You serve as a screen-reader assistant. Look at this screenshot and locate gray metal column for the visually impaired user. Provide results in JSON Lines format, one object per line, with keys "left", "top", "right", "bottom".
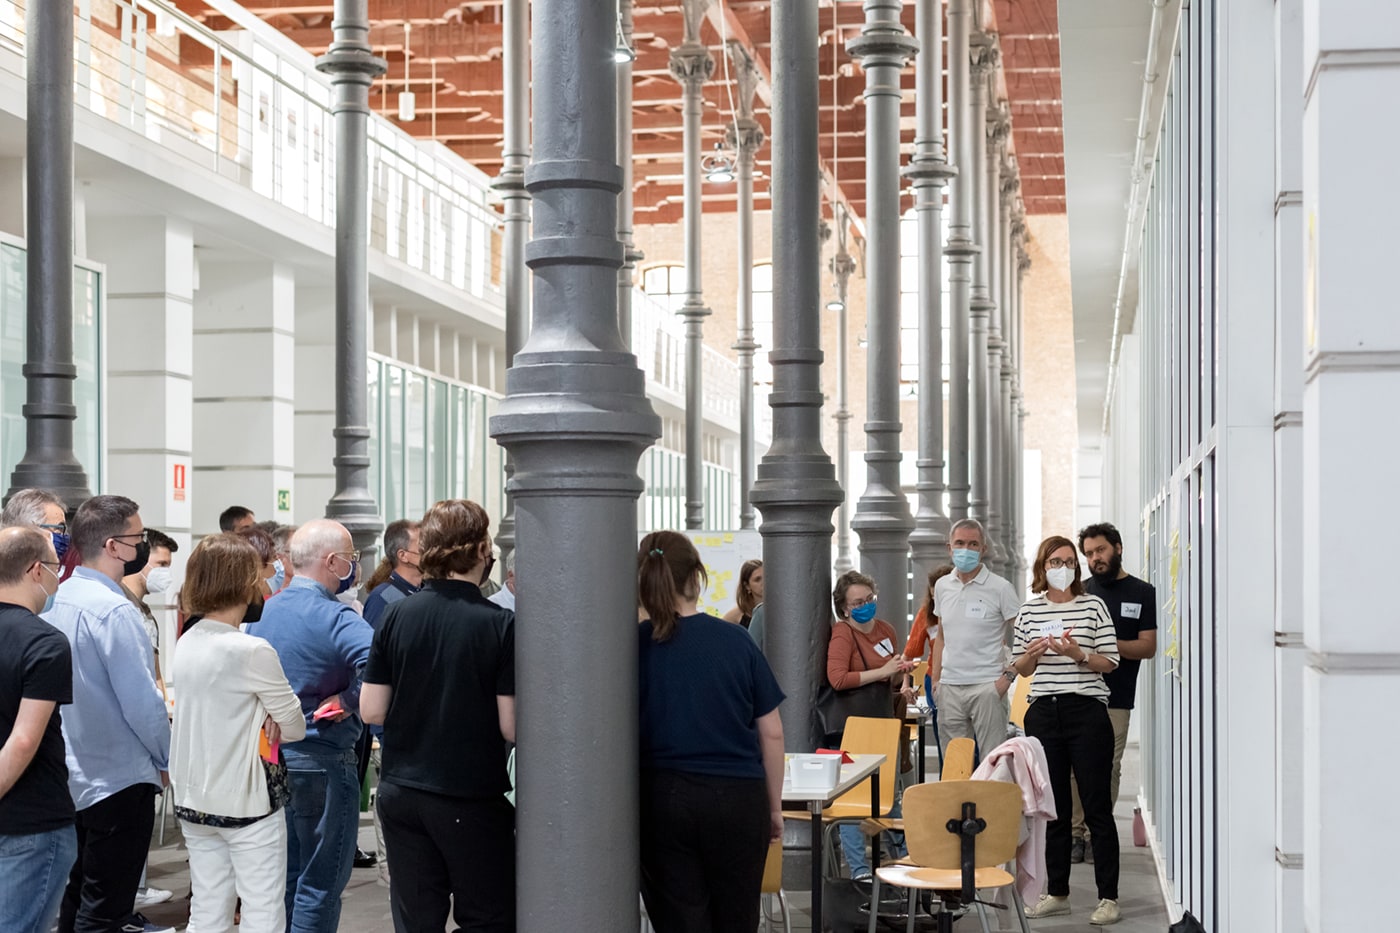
{"left": 999, "top": 171, "right": 1018, "bottom": 578}
{"left": 983, "top": 103, "right": 1009, "bottom": 574}
{"left": 617, "top": 0, "right": 641, "bottom": 350}
{"left": 728, "top": 41, "right": 765, "bottom": 531}
{"left": 831, "top": 221, "right": 857, "bottom": 574}
{"left": 1014, "top": 236, "right": 1030, "bottom": 585}
{"left": 749, "top": 0, "right": 844, "bottom": 752}
{"left": 906, "top": 0, "right": 955, "bottom": 576}
{"left": 848, "top": 0, "right": 917, "bottom": 638}
{"left": 7, "top": 0, "right": 92, "bottom": 508}
{"left": 317, "top": 0, "right": 385, "bottom": 553}
{"left": 944, "top": 0, "right": 976, "bottom": 523}
{"left": 965, "top": 34, "right": 996, "bottom": 551}
{"left": 493, "top": 0, "right": 530, "bottom": 560}
{"left": 489, "top": 0, "right": 661, "bottom": 925}
{"left": 670, "top": 0, "right": 714, "bottom": 530}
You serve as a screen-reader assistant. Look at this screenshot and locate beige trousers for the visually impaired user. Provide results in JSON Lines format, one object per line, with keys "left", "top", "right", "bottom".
{"left": 934, "top": 681, "right": 1009, "bottom": 763}
{"left": 1071, "top": 706, "right": 1132, "bottom": 838}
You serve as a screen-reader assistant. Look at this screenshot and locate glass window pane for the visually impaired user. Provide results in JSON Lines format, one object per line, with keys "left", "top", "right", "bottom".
{"left": 367, "top": 359, "right": 381, "bottom": 507}
{"left": 385, "top": 366, "right": 404, "bottom": 522}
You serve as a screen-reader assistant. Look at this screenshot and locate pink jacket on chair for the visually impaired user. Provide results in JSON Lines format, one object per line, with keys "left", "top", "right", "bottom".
{"left": 970, "top": 735, "right": 1056, "bottom": 905}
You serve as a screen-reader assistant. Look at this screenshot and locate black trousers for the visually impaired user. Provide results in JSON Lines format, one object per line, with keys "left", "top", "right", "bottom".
{"left": 639, "top": 769, "right": 770, "bottom": 933}
{"left": 1024, "top": 693, "right": 1119, "bottom": 900}
{"left": 376, "top": 780, "right": 515, "bottom": 933}
{"left": 58, "top": 782, "right": 157, "bottom": 933}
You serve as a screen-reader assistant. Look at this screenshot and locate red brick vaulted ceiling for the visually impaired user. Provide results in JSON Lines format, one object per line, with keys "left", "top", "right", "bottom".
{"left": 179, "top": 0, "right": 1065, "bottom": 224}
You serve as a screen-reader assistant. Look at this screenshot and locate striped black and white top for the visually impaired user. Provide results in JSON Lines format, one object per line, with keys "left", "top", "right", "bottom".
{"left": 1011, "top": 594, "right": 1121, "bottom": 703}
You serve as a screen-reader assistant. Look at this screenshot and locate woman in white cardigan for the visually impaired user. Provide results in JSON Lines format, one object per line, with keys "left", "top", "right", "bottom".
{"left": 170, "top": 533, "right": 306, "bottom": 933}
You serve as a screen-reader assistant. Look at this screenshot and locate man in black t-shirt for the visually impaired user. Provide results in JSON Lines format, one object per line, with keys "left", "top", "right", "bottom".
{"left": 0, "top": 526, "right": 76, "bottom": 932}
{"left": 1069, "top": 522, "right": 1158, "bottom": 863}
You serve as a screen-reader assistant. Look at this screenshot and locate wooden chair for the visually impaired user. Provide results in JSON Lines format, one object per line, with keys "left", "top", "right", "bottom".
{"left": 941, "top": 736, "right": 976, "bottom": 781}
{"left": 866, "top": 781, "right": 1031, "bottom": 933}
{"left": 759, "top": 840, "right": 791, "bottom": 933}
{"left": 1009, "top": 673, "right": 1034, "bottom": 733}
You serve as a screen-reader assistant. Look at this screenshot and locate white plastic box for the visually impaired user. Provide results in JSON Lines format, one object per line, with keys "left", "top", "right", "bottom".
{"left": 788, "top": 754, "right": 841, "bottom": 793}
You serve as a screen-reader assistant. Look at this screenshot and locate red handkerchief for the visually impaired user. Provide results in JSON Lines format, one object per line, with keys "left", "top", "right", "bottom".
{"left": 816, "top": 748, "right": 855, "bottom": 764}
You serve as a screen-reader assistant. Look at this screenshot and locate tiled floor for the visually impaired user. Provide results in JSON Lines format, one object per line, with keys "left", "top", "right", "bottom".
{"left": 139, "top": 744, "right": 1171, "bottom": 932}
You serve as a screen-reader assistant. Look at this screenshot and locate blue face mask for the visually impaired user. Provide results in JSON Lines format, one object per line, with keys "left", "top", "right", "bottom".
{"left": 951, "top": 548, "right": 981, "bottom": 573}
{"left": 51, "top": 532, "right": 69, "bottom": 562}
{"left": 335, "top": 557, "right": 359, "bottom": 595}
{"left": 270, "top": 559, "right": 286, "bottom": 593}
{"left": 36, "top": 564, "right": 59, "bottom": 615}
{"left": 849, "top": 601, "right": 878, "bottom": 624}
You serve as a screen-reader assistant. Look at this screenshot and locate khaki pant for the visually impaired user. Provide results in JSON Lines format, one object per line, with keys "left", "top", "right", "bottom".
{"left": 934, "top": 681, "right": 1009, "bottom": 763}
{"left": 1071, "top": 706, "right": 1132, "bottom": 838}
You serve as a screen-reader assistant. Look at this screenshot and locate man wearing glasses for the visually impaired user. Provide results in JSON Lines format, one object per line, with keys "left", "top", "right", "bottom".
{"left": 0, "top": 487, "right": 71, "bottom": 560}
{"left": 246, "top": 519, "right": 373, "bottom": 933}
{"left": 43, "top": 495, "right": 173, "bottom": 933}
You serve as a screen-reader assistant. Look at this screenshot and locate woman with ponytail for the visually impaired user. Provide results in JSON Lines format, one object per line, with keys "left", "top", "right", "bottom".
{"left": 636, "top": 530, "right": 785, "bottom": 933}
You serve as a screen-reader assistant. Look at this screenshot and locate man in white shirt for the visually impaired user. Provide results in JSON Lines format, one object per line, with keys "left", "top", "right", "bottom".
{"left": 488, "top": 550, "right": 516, "bottom": 611}
{"left": 928, "top": 519, "right": 1022, "bottom": 760}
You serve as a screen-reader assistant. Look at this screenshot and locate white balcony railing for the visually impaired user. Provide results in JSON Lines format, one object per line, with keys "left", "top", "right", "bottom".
{"left": 631, "top": 288, "right": 740, "bottom": 428}
{"left": 0, "top": 0, "right": 502, "bottom": 305}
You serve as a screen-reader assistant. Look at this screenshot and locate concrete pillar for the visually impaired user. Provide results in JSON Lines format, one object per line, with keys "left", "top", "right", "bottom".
{"left": 488, "top": 0, "right": 661, "bottom": 927}
{"left": 831, "top": 226, "right": 857, "bottom": 574}
{"left": 294, "top": 287, "right": 338, "bottom": 521}
{"left": 966, "top": 34, "right": 998, "bottom": 553}
{"left": 729, "top": 41, "right": 765, "bottom": 532}
{"left": 848, "top": 0, "right": 918, "bottom": 638}
{"left": 944, "top": 0, "right": 976, "bottom": 522}
{"left": 1300, "top": 2, "right": 1400, "bottom": 931}
{"left": 907, "top": 0, "right": 956, "bottom": 578}
{"left": 670, "top": 0, "right": 714, "bottom": 530}
{"left": 494, "top": 0, "right": 530, "bottom": 560}
{"left": 316, "top": 0, "right": 385, "bottom": 553}
{"left": 749, "top": 0, "right": 844, "bottom": 752}
{"left": 191, "top": 262, "right": 296, "bottom": 534}
{"left": 617, "top": 0, "right": 642, "bottom": 351}
{"left": 87, "top": 217, "right": 194, "bottom": 547}
{"left": 7, "top": 0, "right": 91, "bottom": 506}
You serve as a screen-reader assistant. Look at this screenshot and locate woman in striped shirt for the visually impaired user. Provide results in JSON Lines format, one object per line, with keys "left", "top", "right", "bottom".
{"left": 1011, "top": 535, "right": 1123, "bottom": 926}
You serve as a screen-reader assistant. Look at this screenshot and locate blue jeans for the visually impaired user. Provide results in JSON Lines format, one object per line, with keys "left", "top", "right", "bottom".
{"left": 283, "top": 746, "right": 360, "bottom": 933}
{"left": 0, "top": 826, "right": 78, "bottom": 932}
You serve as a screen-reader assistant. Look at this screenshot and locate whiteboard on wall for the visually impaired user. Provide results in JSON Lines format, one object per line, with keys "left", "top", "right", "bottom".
{"left": 641, "top": 530, "right": 763, "bottom": 618}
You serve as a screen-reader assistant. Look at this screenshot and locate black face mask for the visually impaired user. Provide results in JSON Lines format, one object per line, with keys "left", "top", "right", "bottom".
{"left": 122, "top": 540, "right": 150, "bottom": 578}
{"left": 242, "top": 594, "right": 264, "bottom": 626}
{"left": 480, "top": 553, "right": 496, "bottom": 586}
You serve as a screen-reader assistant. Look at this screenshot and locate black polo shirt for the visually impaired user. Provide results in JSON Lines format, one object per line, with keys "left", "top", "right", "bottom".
{"left": 365, "top": 579, "right": 514, "bottom": 799}
{"left": 1085, "top": 574, "right": 1157, "bottom": 710}
{"left": 0, "top": 602, "right": 75, "bottom": 834}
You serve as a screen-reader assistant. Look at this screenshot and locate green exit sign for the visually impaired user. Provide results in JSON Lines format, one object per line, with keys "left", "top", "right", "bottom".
{"left": 277, "top": 489, "right": 291, "bottom": 512}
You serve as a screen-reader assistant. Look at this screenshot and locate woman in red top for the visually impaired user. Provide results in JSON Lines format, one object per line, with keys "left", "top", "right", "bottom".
{"left": 901, "top": 564, "right": 954, "bottom": 697}
{"left": 824, "top": 570, "right": 914, "bottom": 884}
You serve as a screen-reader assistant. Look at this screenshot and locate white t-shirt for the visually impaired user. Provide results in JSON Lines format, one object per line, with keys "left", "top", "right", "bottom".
{"left": 933, "top": 565, "right": 1022, "bottom": 684}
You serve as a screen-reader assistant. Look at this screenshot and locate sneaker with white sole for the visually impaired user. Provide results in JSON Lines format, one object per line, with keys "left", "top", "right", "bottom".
{"left": 1024, "top": 895, "right": 1072, "bottom": 918}
{"left": 1089, "top": 899, "right": 1121, "bottom": 925}
{"left": 118, "top": 913, "right": 176, "bottom": 933}
{"left": 132, "top": 887, "right": 173, "bottom": 910}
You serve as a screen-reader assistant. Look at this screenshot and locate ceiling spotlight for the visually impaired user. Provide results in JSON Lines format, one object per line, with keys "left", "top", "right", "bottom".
{"left": 614, "top": 16, "right": 636, "bottom": 63}
{"left": 705, "top": 163, "right": 735, "bottom": 184}
{"left": 398, "top": 90, "right": 416, "bottom": 122}
{"left": 825, "top": 298, "right": 845, "bottom": 312}
{"left": 703, "top": 141, "right": 736, "bottom": 184}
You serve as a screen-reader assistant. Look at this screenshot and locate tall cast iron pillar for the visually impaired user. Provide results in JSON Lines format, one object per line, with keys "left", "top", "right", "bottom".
{"left": 728, "top": 41, "right": 765, "bottom": 531}
{"left": 7, "top": 0, "right": 92, "bottom": 507}
{"left": 831, "top": 220, "right": 857, "bottom": 574}
{"left": 670, "top": 0, "right": 714, "bottom": 530}
{"left": 965, "top": 34, "right": 996, "bottom": 548}
{"left": 318, "top": 0, "right": 385, "bottom": 553}
{"left": 617, "top": 0, "right": 641, "bottom": 350}
{"left": 848, "top": 0, "right": 917, "bottom": 639}
{"left": 1014, "top": 237, "right": 1031, "bottom": 586}
{"left": 494, "top": 0, "right": 531, "bottom": 560}
{"left": 999, "top": 170, "right": 1018, "bottom": 577}
{"left": 983, "top": 102, "right": 1009, "bottom": 573}
{"left": 749, "top": 0, "right": 844, "bottom": 752}
{"left": 489, "top": 0, "right": 661, "bottom": 925}
{"left": 906, "top": 0, "right": 955, "bottom": 576}
{"left": 944, "top": 0, "right": 975, "bottom": 523}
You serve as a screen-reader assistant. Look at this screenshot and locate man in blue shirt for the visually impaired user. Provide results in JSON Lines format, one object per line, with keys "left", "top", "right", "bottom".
{"left": 248, "top": 519, "right": 373, "bottom": 933}
{"left": 44, "top": 495, "right": 172, "bottom": 933}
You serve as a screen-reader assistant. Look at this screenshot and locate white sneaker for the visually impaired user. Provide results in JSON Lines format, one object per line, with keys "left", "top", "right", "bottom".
{"left": 1089, "top": 899, "right": 1121, "bottom": 925}
{"left": 1024, "top": 895, "right": 1072, "bottom": 918}
{"left": 132, "top": 887, "right": 173, "bottom": 910}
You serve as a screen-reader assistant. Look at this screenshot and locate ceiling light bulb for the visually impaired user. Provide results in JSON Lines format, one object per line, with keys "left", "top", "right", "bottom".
{"left": 398, "top": 91, "right": 416, "bottom": 122}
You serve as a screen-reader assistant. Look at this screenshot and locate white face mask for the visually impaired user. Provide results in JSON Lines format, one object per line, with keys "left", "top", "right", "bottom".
{"left": 1046, "top": 566, "right": 1075, "bottom": 593}
{"left": 145, "top": 566, "right": 173, "bottom": 595}
{"left": 336, "top": 590, "right": 360, "bottom": 609}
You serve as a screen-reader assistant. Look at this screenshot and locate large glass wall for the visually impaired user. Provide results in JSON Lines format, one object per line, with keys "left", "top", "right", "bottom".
{"left": 0, "top": 236, "right": 104, "bottom": 492}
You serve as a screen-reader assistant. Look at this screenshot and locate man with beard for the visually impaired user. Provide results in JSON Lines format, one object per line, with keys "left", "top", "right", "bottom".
{"left": 1068, "top": 522, "right": 1157, "bottom": 864}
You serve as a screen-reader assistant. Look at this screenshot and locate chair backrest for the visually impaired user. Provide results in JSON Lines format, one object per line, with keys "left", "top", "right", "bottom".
{"left": 1009, "top": 673, "right": 1033, "bottom": 731}
{"left": 901, "top": 780, "right": 1022, "bottom": 870}
{"left": 761, "top": 840, "right": 783, "bottom": 894}
{"left": 941, "top": 736, "right": 976, "bottom": 781}
{"left": 909, "top": 660, "right": 929, "bottom": 684}
{"left": 833, "top": 715, "right": 903, "bottom": 815}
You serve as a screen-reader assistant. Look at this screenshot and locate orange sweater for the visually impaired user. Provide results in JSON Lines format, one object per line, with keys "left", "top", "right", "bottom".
{"left": 827, "top": 618, "right": 901, "bottom": 690}
{"left": 902, "top": 605, "right": 939, "bottom": 663}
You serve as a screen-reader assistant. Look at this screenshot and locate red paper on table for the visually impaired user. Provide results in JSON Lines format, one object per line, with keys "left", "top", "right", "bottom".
{"left": 815, "top": 749, "right": 855, "bottom": 764}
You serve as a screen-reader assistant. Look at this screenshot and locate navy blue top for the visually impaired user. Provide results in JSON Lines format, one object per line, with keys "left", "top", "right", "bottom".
{"left": 363, "top": 572, "right": 420, "bottom": 631}
{"left": 638, "top": 612, "right": 784, "bottom": 780}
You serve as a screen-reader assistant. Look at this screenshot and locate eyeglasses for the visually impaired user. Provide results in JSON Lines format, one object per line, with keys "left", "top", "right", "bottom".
{"left": 38, "top": 522, "right": 67, "bottom": 534}
{"left": 332, "top": 550, "right": 362, "bottom": 564}
{"left": 1045, "top": 558, "right": 1078, "bottom": 570}
{"left": 110, "top": 531, "right": 149, "bottom": 547}
{"left": 39, "top": 560, "right": 61, "bottom": 574}
{"left": 847, "top": 593, "right": 876, "bottom": 609}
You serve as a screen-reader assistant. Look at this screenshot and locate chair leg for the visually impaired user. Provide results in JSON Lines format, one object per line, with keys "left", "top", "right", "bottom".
{"left": 975, "top": 899, "right": 991, "bottom": 933}
{"left": 157, "top": 785, "right": 169, "bottom": 845}
{"left": 1010, "top": 883, "right": 1032, "bottom": 933}
{"left": 905, "top": 886, "right": 917, "bottom": 933}
{"left": 778, "top": 890, "right": 792, "bottom": 933}
{"left": 867, "top": 874, "right": 882, "bottom": 933}
{"left": 762, "top": 893, "right": 772, "bottom": 933}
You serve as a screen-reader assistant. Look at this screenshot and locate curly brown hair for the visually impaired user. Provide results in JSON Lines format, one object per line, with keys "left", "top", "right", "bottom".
{"left": 418, "top": 500, "right": 491, "bottom": 580}
{"left": 832, "top": 569, "right": 876, "bottom": 620}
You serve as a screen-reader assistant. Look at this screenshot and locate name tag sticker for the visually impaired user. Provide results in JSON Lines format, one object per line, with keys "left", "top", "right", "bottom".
{"left": 1122, "top": 602, "right": 1143, "bottom": 620}
{"left": 1039, "top": 620, "right": 1065, "bottom": 639}
{"left": 873, "top": 638, "right": 894, "bottom": 658}
{"left": 966, "top": 601, "right": 988, "bottom": 620}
